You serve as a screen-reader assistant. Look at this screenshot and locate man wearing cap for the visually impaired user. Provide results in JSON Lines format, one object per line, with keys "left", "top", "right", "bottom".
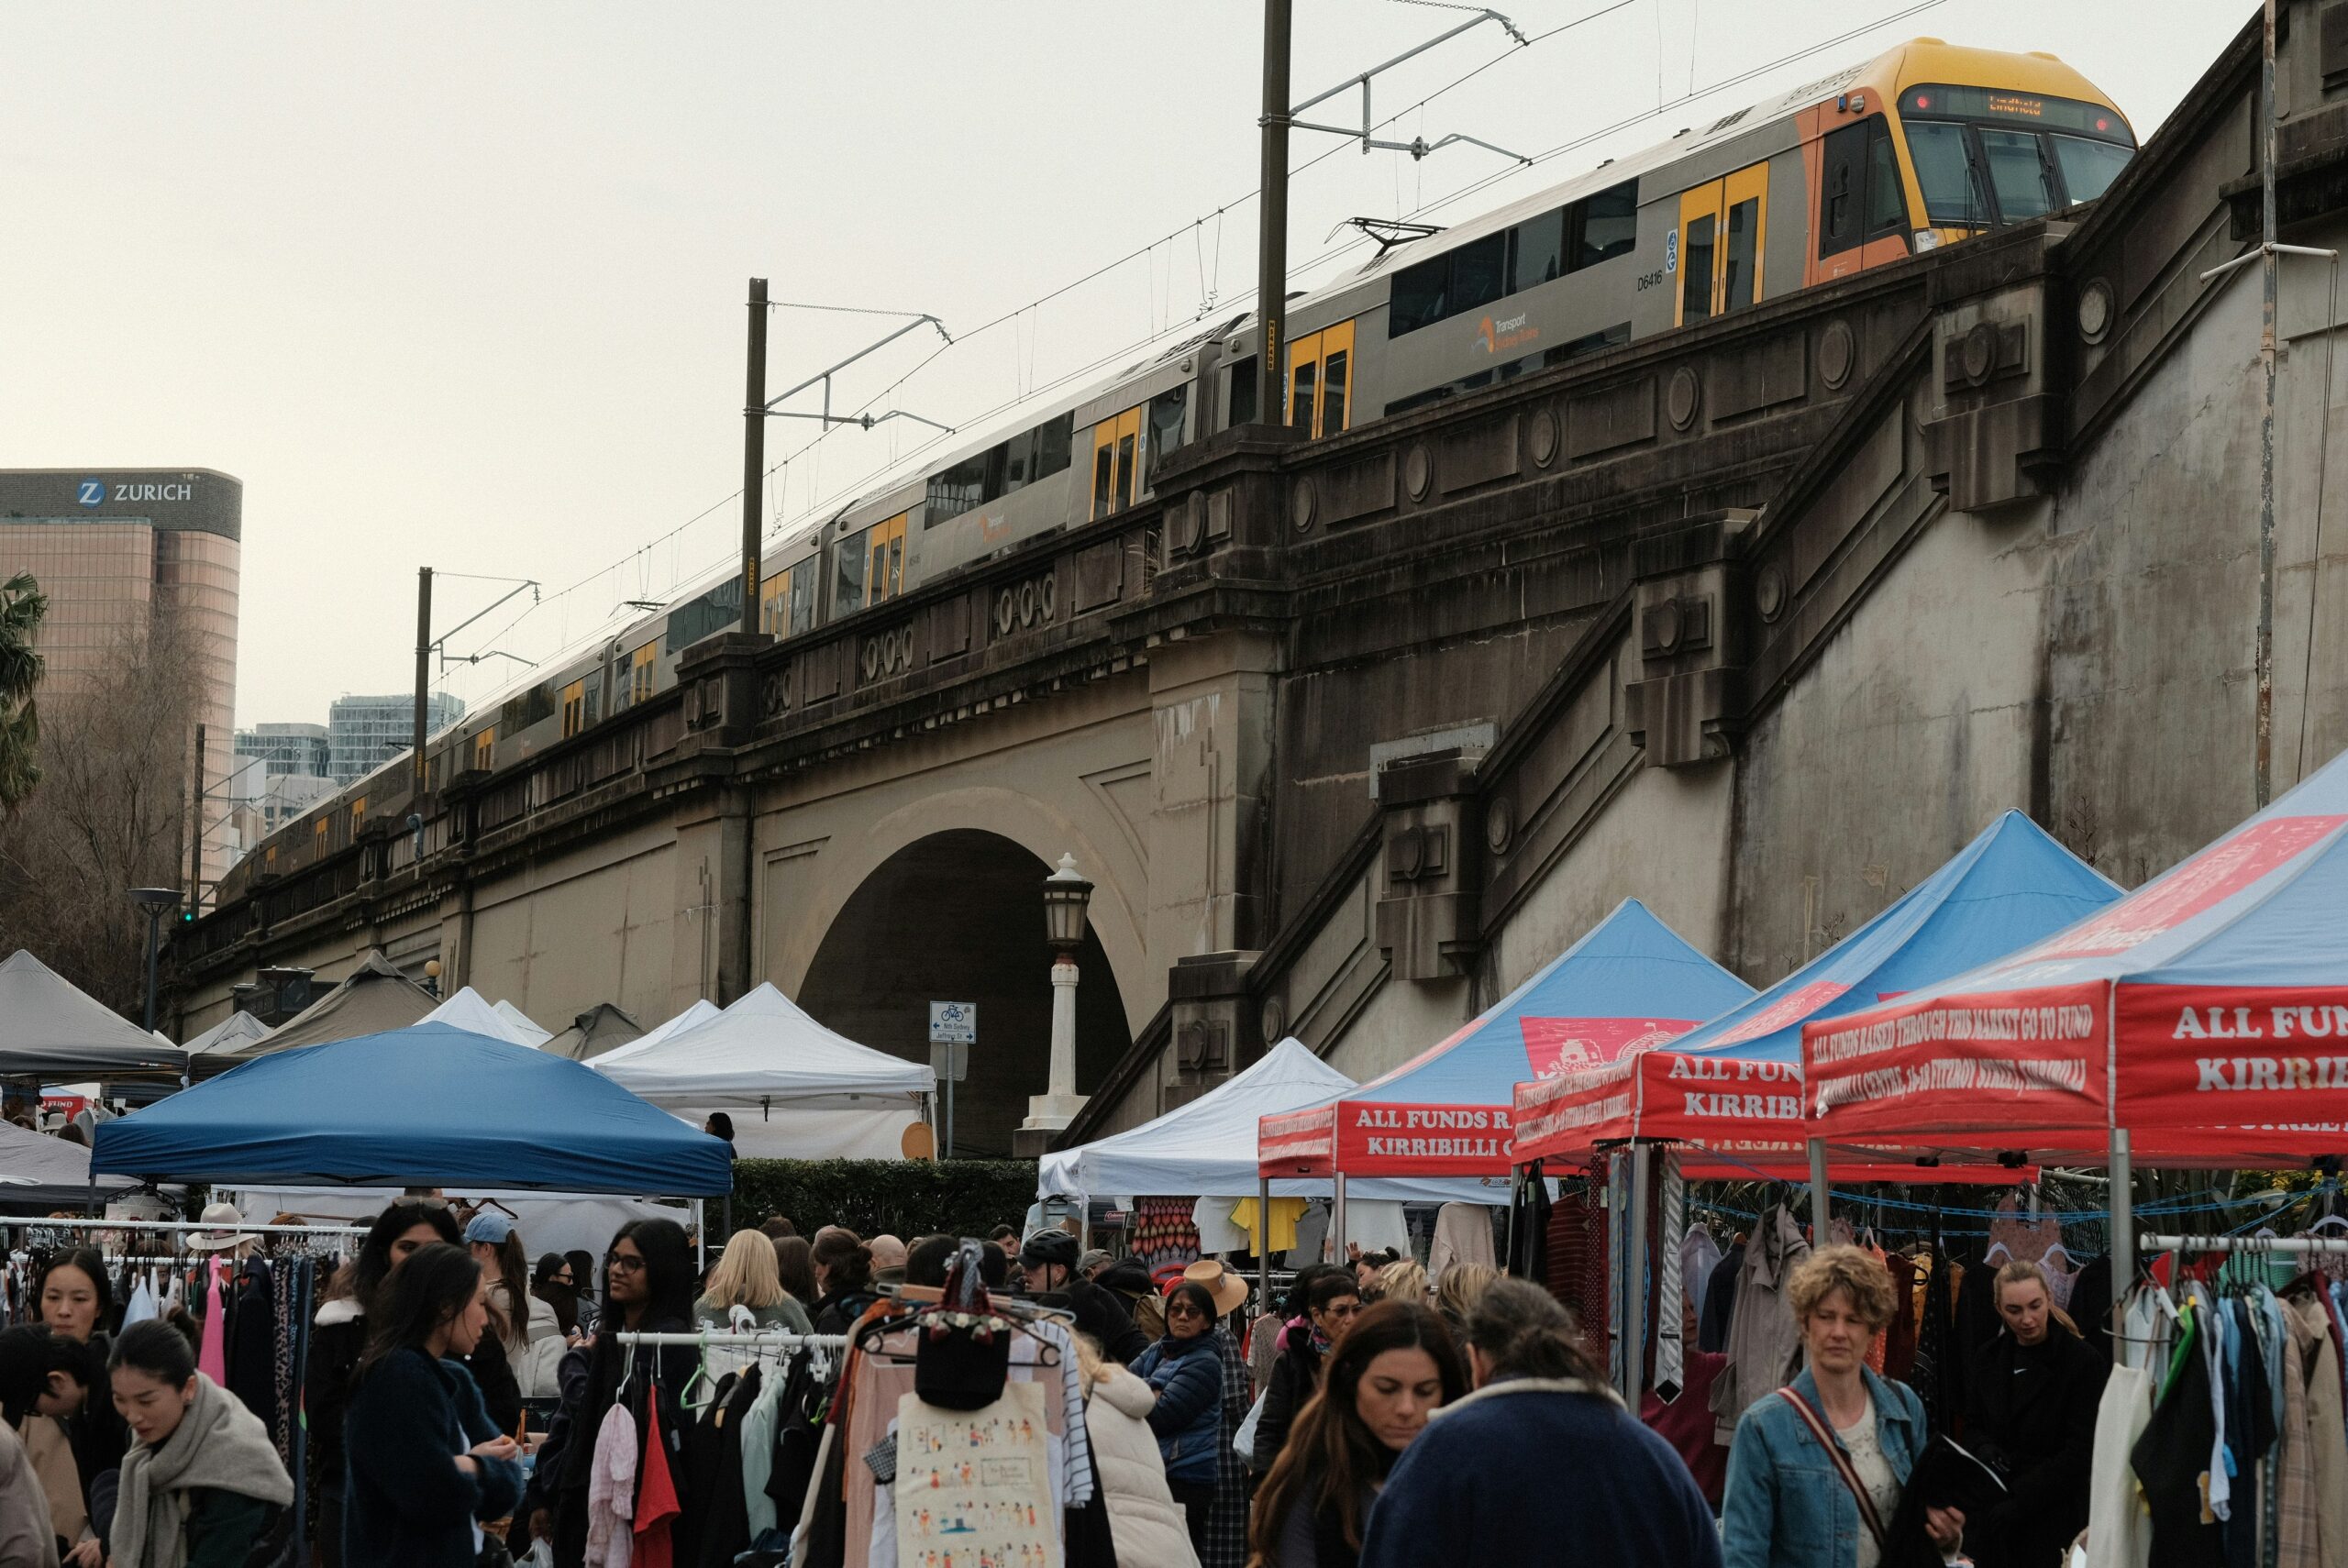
{"left": 1021, "top": 1231, "right": 1148, "bottom": 1364}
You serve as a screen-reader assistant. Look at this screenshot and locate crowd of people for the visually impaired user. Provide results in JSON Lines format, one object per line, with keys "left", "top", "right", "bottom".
{"left": 0, "top": 1202, "right": 2116, "bottom": 1568}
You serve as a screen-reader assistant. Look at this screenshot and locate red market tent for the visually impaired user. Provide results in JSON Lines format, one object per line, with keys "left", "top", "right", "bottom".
{"left": 1513, "top": 811, "right": 2118, "bottom": 1179}
{"left": 1258, "top": 900, "right": 1753, "bottom": 1181}
{"left": 1803, "top": 745, "right": 2348, "bottom": 1167}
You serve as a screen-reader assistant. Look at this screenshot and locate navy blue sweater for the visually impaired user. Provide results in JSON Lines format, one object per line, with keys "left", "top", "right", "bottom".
{"left": 343, "top": 1348, "right": 526, "bottom": 1568}
{"left": 1360, "top": 1378, "right": 1722, "bottom": 1568}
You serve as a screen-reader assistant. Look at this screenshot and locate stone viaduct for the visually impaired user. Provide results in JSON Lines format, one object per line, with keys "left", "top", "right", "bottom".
{"left": 177, "top": 6, "right": 2348, "bottom": 1156}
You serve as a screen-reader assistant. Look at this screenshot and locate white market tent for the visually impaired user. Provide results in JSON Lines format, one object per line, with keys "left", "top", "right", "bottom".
{"left": 593, "top": 983, "right": 934, "bottom": 1160}
{"left": 421, "top": 987, "right": 546, "bottom": 1047}
{"left": 1036, "top": 1037, "right": 1511, "bottom": 1205}
{"left": 591, "top": 999, "right": 723, "bottom": 1069}
{"left": 493, "top": 999, "right": 552, "bottom": 1046}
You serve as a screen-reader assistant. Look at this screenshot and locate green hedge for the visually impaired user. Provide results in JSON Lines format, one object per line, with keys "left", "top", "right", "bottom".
{"left": 728, "top": 1159, "right": 1036, "bottom": 1241}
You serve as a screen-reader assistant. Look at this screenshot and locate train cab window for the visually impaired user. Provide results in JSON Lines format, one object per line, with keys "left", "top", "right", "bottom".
{"left": 1680, "top": 215, "right": 1716, "bottom": 323}
{"left": 1286, "top": 320, "right": 1356, "bottom": 440}
{"left": 1904, "top": 121, "right": 1985, "bottom": 226}
{"left": 1146, "top": 386, "right": 1189, "bottom": 484}
{"left": 2051, "top": 135, "right": 2132, "bottom": 204}
{"left": 1225, "top": 355, "right": 1259, "bottom": 426}
{"left": 629, "top": 643, "right": 657, "bottom": 708}
{"left": 1822, "top": 118, "right": 1907, "bottom": 257}
{"left": 472, "top": 728, "right": 495, "bottom": 771}
{"left": 1866, "top": 132, "right": 1906, "bottom": 230}
{"left": 1977, "top": 129, "right": 2055, "bottom": 222}
{"left": 560, "top": 679, "right": 587, "bottom": 739}
{"left": 1089, "top": 406, "right": 1144, "bottom": 518}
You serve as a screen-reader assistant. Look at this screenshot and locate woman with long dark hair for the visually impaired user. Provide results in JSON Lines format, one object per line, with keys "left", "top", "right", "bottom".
{"left": 1248, "top": 1301, "right": 1463, "bottom": 1568}
{"left": 771, "top": 1234, "right": 818, "bottom": 1308}
{"left": 809, "top": 1228, "right": 879, "bottom": 1335}
{"left": 543, "top": 1218, "right": 699, "bottom": 1568}
{"left": 106, "top": 1320, "right": 294, "bottom": 1568}
{"left": 341, "top": 1243, "right": 524, "bottom": 1567}
{"left": 308, "top": 1198, "right": 523, "bottom": 1568}
{"left": 532, "top": 1253, "right": 581, "bottom": 1339}
{"left": 36, "top": 1247, "right": 125, "bottom": 1566}
{"left": 1131, "top": 1281, "right": 1229, "bottom": 1559}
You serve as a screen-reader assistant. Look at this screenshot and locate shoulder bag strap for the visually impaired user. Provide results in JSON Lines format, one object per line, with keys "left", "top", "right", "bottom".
{"left": 1773, "top": 1387, "right": 1888, "bottom": 1553}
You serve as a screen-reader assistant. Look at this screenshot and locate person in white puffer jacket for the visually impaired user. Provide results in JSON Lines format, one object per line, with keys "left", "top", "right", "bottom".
{"left": 1078, "top": 1333, "right": 1202, "bottom": 1568}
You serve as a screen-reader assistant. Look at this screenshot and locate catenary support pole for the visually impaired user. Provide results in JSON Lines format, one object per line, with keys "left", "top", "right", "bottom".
{"left": 1255, "top": 0, "right": 1292, "bottom": 425}
{"left": 414, "top": 568, "right": 432, "bottom": 799}
{"left": 189, "top": 723, "right": 205, "bottom": 912}
{"left": 1808, "top": 1137, "right": 1831, "bottom": 1242}
{"left": 2258, "top": 0, "right": 2279, "bottom": 807}
{"left": 2108, "top": 1128, "right": 2133, "bottom": 1364}
{"left": 743, "top": 278, "right": 770, "bottom": 630}
{"left": 1332, "top": 1169, "right": 1347, "bottom": 1266}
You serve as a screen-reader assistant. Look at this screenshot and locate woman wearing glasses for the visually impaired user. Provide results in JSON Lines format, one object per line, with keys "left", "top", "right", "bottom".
{"left": 1253, "top": 1272, "right": 1365, "bottom": 1477}
{"left": 540, "top": 1219, "right": 698, "bottom": 1568}
{"left": 1131, "top": 1281, "right": 1231, "bottom": 1560}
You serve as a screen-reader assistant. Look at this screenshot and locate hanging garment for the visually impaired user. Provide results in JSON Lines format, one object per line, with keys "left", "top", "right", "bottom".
{"left": 584, "top": 1401, "right": 637, "bottom": 1568}
{"left": 1548, "top": 1171, "right": 1611, "bottom": 1354}
{"left": 196, "top": 1260, "right": 228, "bottom": 1385}
{"left": 1192, "top": 1198, "right": 1249, "bottom": 1257}
{"left": 122, "top": 1279, "right": 158, "bottom": 1328}
{"left": 1511, "top": 1167, "right": 1552, "bottom": 1283}
{"left": 636, "top": 1395, "right": 682, "bottom": 1568}
{"left": 692, "top": 1366, "right": 759, "bottom": 1568}
{"left": 1286, "top": 1202, "right": 1331, "bottom": 1270}
{"left": 1341, "top": 1200, "right": 1411, "bottom": 1260}
{"left": 2274, "top": 1311, "right": 2319, "bottom": 1568}
{"left": 2085, "top": 1363, "right": 2154, "bottom": 1568}
{"left": 1681, "top": 1225, "right": 1722, "bottom": 1325}
{"left": 2282, "top": 1286, "right": 2348, "bottom": 1568}
{"left": 1698, "top": 1241, "right": 1744, "bottom": 1355}
{"left": 1225, "top": 1197, "right": 1305, "bottom": 1258}
{"left": 739, "top": 1359, "right": 786, "bottom": 1543}
{"left": 2132, "top": 1309, "right": 2224, "bottom": 1568}
{"left": 1883, "top": 1253, "right": 1919, "bottom": 1383}
{"left": 1426, "top": 1203, "right": 1496, "bottom": 1283}
{"left": 1709, "top": 1204, "right": 1810, "bottom": 1444}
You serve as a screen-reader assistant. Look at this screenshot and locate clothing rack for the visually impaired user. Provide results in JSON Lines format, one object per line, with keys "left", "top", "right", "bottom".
{"left": 8, "top": 1216, "right": 366, "bottom": 1238}
{"left": 614, "top": 1331, "right": 849, "bottom": 1350}
{"left": 2139, "top": 1232, "right": 2348, "bottom": 1255}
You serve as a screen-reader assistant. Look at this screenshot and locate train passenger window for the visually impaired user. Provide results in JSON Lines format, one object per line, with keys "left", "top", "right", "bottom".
{"left": 1723, "top": 197, "right": 1759, "bottom": 313}
{"left": 1978, "top": 129, "right": 2054, "bottom": 223}
{"left": 836, "top": 533, "right": 869, "bottom": 612}
{"left": 1450, "top": 233, "right": 1507, "bottom": 317}
{"left": 925, "top": 452, "right": 990, "bottom": 520}
{"left": 1290, "top": 358, "right": 1317, "bottom": 435}
{"left": 1680, "top": 215, "right": 1715, "bottom": 323}
{"left": 1389, "top": 255, "right": 1449, "bottom": 337}
{"left": 1512, "top": 209, "right": 1565, "bottom": 289}
{"left": 1569, "top": 182, "right": 1638, "bottom": 271}
{"left": 790, "top": 568, "right": 817, "bottom": 635}
{"left": 1146, "top": 386, "right": 1188, "bottom": 485}
{"left": 1033, "top": 412, "right": 1074, "bottom": 480}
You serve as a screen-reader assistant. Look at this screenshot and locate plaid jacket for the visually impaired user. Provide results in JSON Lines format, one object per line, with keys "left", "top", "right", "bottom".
{"left": 1204, "top": 1325, "right": 1253, "bottom": 1568}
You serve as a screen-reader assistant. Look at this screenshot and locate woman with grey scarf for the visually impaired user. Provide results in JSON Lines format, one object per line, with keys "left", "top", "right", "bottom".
{"left": 105, "top": 1320, "right": 292, "bottom": 1568}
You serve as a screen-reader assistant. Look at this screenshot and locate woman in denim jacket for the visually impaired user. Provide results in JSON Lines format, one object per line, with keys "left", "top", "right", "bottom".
{"left": 1720, "top": 1245, "right": 1963, "bottom": 1568}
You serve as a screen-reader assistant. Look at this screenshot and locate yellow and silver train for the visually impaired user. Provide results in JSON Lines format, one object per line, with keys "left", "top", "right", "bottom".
{"left": 232, "top": 39, "right": 2132, "bottom": 891}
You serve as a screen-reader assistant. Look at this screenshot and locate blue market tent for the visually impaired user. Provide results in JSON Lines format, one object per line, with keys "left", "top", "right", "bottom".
{"left": 1682, "top": 811, "right": 2121, "bottom": 1062}
{"left": 1814, "top": 743, "right": 2348, "bottom": 1160}
{"left": 1259, "top": 899, "right": 1756, "bottom": 1177}
{"left": 92, "top": 1023, "right": 732, "bottom": 1195}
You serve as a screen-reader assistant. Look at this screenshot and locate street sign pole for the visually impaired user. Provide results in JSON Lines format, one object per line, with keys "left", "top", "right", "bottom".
{"left": 928, "top": 1002, "right": 977, "bottom": 1161}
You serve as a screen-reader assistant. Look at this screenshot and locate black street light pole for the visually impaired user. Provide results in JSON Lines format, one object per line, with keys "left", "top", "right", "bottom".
{"left": 129, "top": 888, "right": 179, "bottom": 1033}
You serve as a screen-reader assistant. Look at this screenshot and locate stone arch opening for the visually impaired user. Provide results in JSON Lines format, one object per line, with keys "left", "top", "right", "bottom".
{"left": 797, "top": 829, "right": 1132, "bottom": 1157}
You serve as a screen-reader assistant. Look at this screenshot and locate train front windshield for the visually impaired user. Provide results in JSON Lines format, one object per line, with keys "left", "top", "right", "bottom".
{"left": 1899, "top": 84, "right": 2135, "bottom": 230}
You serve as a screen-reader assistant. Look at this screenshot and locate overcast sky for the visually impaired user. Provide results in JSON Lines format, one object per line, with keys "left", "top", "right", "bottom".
{"left": 1, "top": 0, "right": 2251, "bottom": 727}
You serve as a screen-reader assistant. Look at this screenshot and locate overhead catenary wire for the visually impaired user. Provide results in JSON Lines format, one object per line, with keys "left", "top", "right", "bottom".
{"left": 446, "top": 0, "right": 1946, "bottom": 709}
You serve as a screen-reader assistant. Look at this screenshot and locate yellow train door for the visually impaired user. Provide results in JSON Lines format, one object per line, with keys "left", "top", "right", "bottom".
{"left": 1286, "top": 320, "right": 1357, "bottom": 439}
{"left": 1677, "top": 160, "right": 1770, "bottom": 326}
{"left": 1090, "top": 406, "right": 1144, "bottom": 519}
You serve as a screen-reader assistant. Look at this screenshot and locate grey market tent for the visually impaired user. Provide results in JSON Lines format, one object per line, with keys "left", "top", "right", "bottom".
{"left": 543, "top": 1003, "right": 646, "bottom": 1061}
{"left": 182, "top": 1009, "right": 273, "bottom": 1060}
{"left": 230, "top": 952, "right": 434, "bottom": 1059}
{"left": 0, "top": 1119, "right": 138, "bottom": 1209}
{"left": 0, "top": 951, "right": 189, "bottom": 1079}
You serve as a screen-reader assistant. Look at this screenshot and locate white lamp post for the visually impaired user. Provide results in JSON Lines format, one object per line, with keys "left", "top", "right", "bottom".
{"left": 1022, "top": 852, "right": 1094, "bottom": 1142}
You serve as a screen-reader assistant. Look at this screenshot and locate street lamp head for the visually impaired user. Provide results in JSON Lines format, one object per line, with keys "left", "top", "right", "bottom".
{"left": 128, "top": 888, "right": 181, "bottom": 911}
{"left": 1042, "top": 852, "right": 1094, "bottom": 953}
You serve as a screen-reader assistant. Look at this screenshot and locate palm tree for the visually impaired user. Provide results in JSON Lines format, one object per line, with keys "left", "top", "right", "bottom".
{"left": 0, "top": 572, "right": 48, "bottom": 812}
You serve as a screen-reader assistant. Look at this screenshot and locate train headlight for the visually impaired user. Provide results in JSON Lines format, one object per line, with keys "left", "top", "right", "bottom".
{"left": 1913, "top": 230, "right": 1944, "bottom": 252}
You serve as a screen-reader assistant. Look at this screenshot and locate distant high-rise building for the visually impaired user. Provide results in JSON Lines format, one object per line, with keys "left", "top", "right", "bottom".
{"left": 234, "top": 722, "right": 332, "bottom": 780}
{"left": 328, "top": 691, "right": 463, "bottom": 785}
{"left": 0, "top": 469, "right": 241, "bottom": 907}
